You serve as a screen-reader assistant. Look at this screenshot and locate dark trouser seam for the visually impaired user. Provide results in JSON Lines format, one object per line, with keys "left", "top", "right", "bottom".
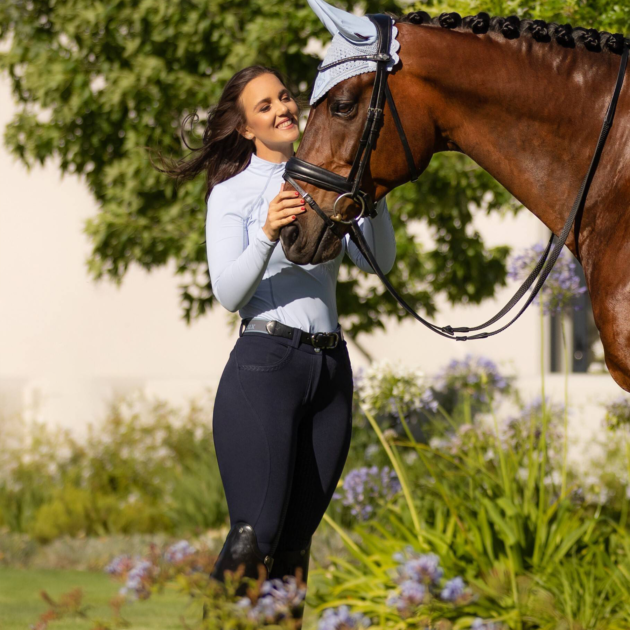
{"left": 301, "top": 353, "right": 315, "bottom": 407}
{"left": 235, "top": 367, "right": 272, "bottom": 536}
{"left": 325, "top": 363, "right": 354, "bottom": 503}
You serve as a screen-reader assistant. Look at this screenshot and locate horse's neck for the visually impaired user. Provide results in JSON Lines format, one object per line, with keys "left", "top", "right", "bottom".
{"left": 405, "top": 25, "right": 624, "bottom": 250}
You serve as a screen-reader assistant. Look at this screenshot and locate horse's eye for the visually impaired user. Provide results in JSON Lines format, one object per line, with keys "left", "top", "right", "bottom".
{"left": 333, "top": 101, "right": 355, "bottom": 116}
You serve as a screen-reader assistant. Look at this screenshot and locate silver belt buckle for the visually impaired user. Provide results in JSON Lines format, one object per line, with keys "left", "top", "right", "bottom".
{"left": 312, "top": 332, "right": 339, "bottom": 350}
{"left": 311, "top": 332, "right": 327, "bottom": 349}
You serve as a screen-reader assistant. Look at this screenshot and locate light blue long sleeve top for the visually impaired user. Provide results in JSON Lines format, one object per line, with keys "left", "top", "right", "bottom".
{"left": 206, "top": 152, "right": 397, "bottom": 334}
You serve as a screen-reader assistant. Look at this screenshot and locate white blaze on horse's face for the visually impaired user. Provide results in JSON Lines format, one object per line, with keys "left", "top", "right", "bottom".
{"left": 306, "top": 0, "right": 400, "bottom": 105}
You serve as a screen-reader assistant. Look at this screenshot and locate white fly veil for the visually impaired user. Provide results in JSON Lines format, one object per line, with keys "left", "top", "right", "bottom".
{"left": 306, "top": 0, "right": 400, "bottom": 105}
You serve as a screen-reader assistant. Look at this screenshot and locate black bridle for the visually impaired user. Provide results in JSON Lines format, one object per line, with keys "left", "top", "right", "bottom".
{"left": 284, "top": 14, "right": 418, "bottom": 238}
{"left": 283, "top": 14, "right": 629, "bottom": 341}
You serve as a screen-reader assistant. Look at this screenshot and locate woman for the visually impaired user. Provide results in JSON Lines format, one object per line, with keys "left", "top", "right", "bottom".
{"left": 155, "top": 64, "right": 396, "bottom": 611}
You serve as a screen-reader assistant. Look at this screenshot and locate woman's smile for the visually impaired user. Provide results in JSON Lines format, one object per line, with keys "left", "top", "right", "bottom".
{"left": 276, "top": 117, "right": 295, "bottom": 129}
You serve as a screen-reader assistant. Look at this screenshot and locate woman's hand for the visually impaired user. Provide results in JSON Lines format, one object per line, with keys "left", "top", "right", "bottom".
{"left": 262, "top": 188, "right": 306, "bottom": 242}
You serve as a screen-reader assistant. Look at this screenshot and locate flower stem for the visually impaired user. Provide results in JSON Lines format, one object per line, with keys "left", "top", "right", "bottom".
{"left": 360, "top": 402, "right": 423, "bottom": 543}
{"left": 533, "top": 298, "right": 548, "bottom": 566}
{"left": 622, "top": 438, "right": 630, "bottom": 530}
{"left": 561, "top": 316, "right": 569, "bottom": 499}
{"left": 540, "top": 299, "right": 546, "bottom": 416}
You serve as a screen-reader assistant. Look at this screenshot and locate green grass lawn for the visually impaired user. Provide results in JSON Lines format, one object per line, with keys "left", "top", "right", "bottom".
{"left": 0, "top": 568, "right": 205, "bottom": 630}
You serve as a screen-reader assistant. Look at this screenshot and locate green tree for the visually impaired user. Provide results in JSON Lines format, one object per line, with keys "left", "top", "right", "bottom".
{"left": 1, "top": 1, "right": 613, "bottom": 354}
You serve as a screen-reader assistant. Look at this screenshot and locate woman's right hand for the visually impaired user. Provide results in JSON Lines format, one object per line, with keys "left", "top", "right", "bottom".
{"left": 262, "top": 189, "right": 306, "bottom": 242}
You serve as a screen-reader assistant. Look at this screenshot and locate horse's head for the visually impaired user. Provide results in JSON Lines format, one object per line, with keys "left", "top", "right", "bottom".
{"left": 280, "top": 1, "right": 439, "bottom": 265}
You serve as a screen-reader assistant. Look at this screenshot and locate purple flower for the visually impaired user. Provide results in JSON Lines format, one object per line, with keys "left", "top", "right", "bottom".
{"left": 520, "top": 396, "right": 564, "bottom": 418}
{"left": 120, "top": 559, "right": 155, "bottom": 599}
{"left": 164, "top": 540, "right": 196, "bottom": 563}
{"left": 391, "top": 547, "right": 443, "bottom": 585}
{"left": 104, "top": 554, "right": 136, "bottom": 576}
{"left": 386, "top": 579, "right": 427, "bottom": 614}
{"left": 421, "top": 388, "right": 439, "bottom": 413}
{"left": 471, "top": 618, "right": 505, "bottom": 630}
{"left": 502, "top": 396, "right": 565, "bottom": 450}
{"left": 386, "top": 546, "right": 469, "bottom": 616}
{"left": 433, "top": 355, "right": 512, "bottom": 406}
{"left": 508, "top": 242, "right": 586, "bottom": 316}
{"left": 317, "top": 604, "right": 372, "bottom": 629}
{"left": 401, "top": 553, "right": 443, "bottom": 585}
{"left": 333, "top": 466, "right": 401, "bottom": 521}
{"left": 603, "top": 395, "right": 630, "bottom": 432}
{"left": 441, "top": 576, "right": 465, "bottom": 602}
{"left": 239, "top": 576, "right": 306, "bottom": 624}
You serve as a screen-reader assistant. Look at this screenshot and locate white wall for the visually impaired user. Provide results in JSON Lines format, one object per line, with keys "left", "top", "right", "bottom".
{"left": 0, "top": 75, "right": 624, "bottom": 456}
{"left": 0, "top": 77, "right": 237, "bottom": 435}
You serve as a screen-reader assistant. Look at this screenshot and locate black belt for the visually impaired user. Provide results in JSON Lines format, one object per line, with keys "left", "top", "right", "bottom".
{"left": 239, "top": 318, "right": 343, "bottom": 351}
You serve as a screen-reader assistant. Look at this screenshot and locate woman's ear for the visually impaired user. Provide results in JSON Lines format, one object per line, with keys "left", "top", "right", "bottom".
{"left": 238, "top": 124, "right": 255, "bottom": 141}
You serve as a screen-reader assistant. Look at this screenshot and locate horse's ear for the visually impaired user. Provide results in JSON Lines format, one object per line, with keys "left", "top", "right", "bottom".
{"left": 306, "top": 0, "right": 377, "bottom": 44}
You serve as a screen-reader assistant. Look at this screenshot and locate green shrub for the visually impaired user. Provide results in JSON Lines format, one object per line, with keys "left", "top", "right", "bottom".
{"left": 0, "top": 388, "right": 228, "bottom": 540}
{"left": 0, "top": 420, "right": 68, "bottom": 533}
{"left": 30, "top": 486, "right": 95, "bottom": 542}
{"left": 314, "top": 363, "right": 630, "bottom": 629}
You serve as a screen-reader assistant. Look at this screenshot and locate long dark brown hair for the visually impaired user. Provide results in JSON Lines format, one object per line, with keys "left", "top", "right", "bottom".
{"left": 149, "top": 65, "right": 303, "bottom": 203}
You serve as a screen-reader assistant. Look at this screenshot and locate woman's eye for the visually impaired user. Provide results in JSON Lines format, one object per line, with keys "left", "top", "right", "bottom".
{"left": 260, "top": 95, "right": 291, "bottom": 112}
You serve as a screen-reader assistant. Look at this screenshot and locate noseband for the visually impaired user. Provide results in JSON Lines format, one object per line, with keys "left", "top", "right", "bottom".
{"left": 283, "top": 14, "right": 418, "bottom": 237}
{"left": 283, "top": 14, "right": 629, "bottom": 341}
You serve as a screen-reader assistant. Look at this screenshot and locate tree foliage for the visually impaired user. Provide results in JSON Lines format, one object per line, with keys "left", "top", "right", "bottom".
{"left": 0, "top": 0, "right": 615, "bottom": 339}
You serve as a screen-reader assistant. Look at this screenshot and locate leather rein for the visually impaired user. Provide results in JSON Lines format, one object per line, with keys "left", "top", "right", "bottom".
{"left": 283, "top": 14, "right": 629, "bottom": 341}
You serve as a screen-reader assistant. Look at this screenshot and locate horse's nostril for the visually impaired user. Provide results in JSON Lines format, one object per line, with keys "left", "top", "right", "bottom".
{"left": 283, "top": 224, "right": 300, "bottom": 248}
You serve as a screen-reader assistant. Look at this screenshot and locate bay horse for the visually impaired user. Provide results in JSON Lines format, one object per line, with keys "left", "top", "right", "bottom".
{"left": 280, "top": 12, "right": 630, "bottom": 392}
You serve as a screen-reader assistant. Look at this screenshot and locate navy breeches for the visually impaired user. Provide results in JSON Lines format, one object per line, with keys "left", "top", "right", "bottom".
{"left": 212, "top": 325, "right": 354, "bottom": 556}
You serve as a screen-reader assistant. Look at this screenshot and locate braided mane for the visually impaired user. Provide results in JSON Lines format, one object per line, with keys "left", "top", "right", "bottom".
{"left": 394, "top": 11, "right": 628, "bottom": 55}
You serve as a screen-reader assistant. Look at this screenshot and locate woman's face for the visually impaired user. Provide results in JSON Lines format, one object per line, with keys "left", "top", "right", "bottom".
{"left": 239, "top": 73, "right": 300, "bottom": 149}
